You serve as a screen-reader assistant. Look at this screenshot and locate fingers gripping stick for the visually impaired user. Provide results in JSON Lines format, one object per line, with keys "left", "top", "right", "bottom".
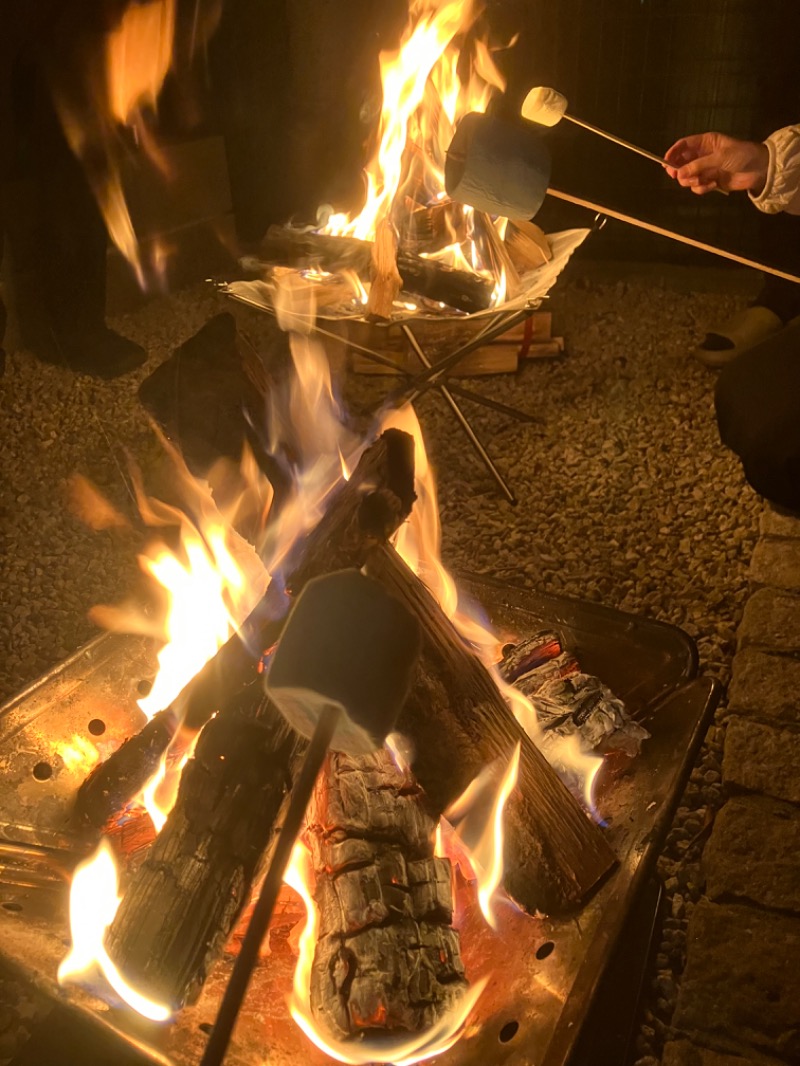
{"left": 200, "top": 570, "right": 421, "bottom": 1066}
{"left": 444, "top": 111, "right": 800, "bottom": 286}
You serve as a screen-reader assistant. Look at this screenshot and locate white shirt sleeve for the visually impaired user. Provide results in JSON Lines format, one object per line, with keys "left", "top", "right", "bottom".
{"left": 749, "top": 125, "right": 800, "bottom": 215}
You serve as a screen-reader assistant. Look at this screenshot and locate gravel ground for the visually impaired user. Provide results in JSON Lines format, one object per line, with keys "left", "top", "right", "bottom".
{"left": 0, "top": 264, "right": 763, "bottom": 1062}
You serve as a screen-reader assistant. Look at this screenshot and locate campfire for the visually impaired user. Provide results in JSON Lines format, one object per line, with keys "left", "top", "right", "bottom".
{"left": 0, "top": 290, "right": 708, "bottom": 1066}
{"left": 225, "top": 0, "right": 585, "bottom": 348}
{"left": 56, "top": 315, "right": 620, "bottom": 1041}
{"left": 0, "top": 2, "right": 720, "bottom": 1065}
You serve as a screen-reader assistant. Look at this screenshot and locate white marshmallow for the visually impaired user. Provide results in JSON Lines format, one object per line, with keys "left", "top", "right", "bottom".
{"left": 521, "top": 86, "right": 568, "bottom": 127}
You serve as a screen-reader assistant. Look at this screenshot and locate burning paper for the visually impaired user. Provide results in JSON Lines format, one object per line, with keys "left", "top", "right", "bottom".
{"left": 501, "top": 633, "right": 651, "bottom": 759}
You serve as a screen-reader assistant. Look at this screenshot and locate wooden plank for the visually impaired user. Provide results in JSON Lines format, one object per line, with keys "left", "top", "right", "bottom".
{"left": 352, "top": 346, "right": 518, "bottom": 377}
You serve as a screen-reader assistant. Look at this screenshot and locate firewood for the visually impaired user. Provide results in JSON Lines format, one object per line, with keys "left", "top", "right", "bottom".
{"left": 492, "top": 311, "right": 552, "bottom": 344}
{"left": 74, "top": 429, "right": 416, "bottom": 830}
{"left": 366, "top": 218, "right": 403, "bottom": 320}
{"left": 505, "top": 220, "right": 551, "bottom": 273}
{"left": 260, "top": 225, "right": 495, "bottom": 314}
{"left": 105, "top": 683, "right": 307, "bottom": 1008}
{"left": 365, "top": 545, "right": 617, "bottom": 915}
{"left": 352, "top": 346, "right": 518, "bottom": 377}
{"left": 478, "top": 211, "right": 521, "bottom": 301}
{"left": 306, "top": 750, "right": 468, "bottom": 1040}
{"left": 400, "top": 201, "right": 468, "bottom": 254}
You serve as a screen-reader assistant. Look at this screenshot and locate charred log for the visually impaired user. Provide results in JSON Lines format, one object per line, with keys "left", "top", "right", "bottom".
{"left": 260, "top": 225, "right": 495, "bottom": 314}
{"left": 306, "top": 750, "right": 468, "bottom": 1041}
{"left": 74, "top": 710, "right": 173, "bottom": 830}
{"left": 104, "top": 682, "right": 306, "bottom": 1009}
{"left": 365, "top": 545, "right": 617, "bottom": 916}
{"left": 74, "top": 429, "right": 416, "bottom": 830}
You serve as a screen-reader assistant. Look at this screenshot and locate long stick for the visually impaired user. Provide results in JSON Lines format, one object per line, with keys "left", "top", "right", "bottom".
{"left": 560, "top": 115, "right": 729, "bottom": 196}
{"left": 199, "top": 704, "right": 341, "bottom": 1066}
{"left": 562, "top": 113, "right": 667, "bottom": 167}
{"left": 547, "top": 187, "right": 800, "bottom": 283}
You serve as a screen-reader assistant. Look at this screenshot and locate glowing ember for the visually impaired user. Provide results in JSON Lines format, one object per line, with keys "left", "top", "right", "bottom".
{"left": 284, "top": 842, "right": 486, "bottom": 1065}
{"left": 56, "top": 735, "right": 100, "bottom": 775}
{"left": 58, "top": 842, "right": 171, "bottom": 1022}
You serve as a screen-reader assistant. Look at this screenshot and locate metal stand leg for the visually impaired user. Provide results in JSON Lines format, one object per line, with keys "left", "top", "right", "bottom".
{"left": 400, "top": 324, "right": 517, "bottom": 506}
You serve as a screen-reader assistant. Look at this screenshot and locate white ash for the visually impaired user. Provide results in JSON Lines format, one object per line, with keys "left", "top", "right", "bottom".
{"left": 501, "top": 633, "right": 649, "bottom": 757}
{"left": 531, "top": 672, "right": 650, "bottom": 758}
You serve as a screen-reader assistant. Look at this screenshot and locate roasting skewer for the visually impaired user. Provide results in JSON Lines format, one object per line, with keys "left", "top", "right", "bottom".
{"left": 199, "top": 569, "right": 421, "bottom": 1066}
{"left": 521, "top": 85, "right": 729, "bottom": 195}
{"left": 445, "top": 113, "right": 795, "bottom": 281}
{"left": 404, "top": 111, "right": 800, "bottom": 398}
{"left": 522, "top": 85, "right": 673, "bottom": 169}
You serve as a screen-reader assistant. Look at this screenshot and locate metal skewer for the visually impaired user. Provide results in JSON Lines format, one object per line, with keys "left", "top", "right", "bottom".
{"left": 198, "top": 704, "right": 340, "bottom": 1066}
{"left": 521, "top": 86, "right": 729, "bottom": 194}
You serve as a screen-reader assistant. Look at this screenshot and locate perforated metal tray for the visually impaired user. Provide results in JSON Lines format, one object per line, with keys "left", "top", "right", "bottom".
{"left": 0, "top": 578, "right": 717, "bottom": 1066}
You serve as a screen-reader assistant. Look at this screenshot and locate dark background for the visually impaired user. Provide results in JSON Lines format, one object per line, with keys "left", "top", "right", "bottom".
{"left": 205, "top": 0, "right": 800, "bottom": 263}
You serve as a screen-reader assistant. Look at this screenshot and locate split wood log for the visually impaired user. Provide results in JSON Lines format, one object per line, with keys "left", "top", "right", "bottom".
{"left": 105, "top": 682, "right": 307, "bottom": 1008}
{"left": 504, "top": 221, "right": 552, "bottom": 273}
{"left": 306, "top": 749, "right": 468, "bottom": 1040}
{"left": 260, "top": 225, "right": 495, "bottom": 314}
{"left": 364, "top": 545, "right": 617, "bottom": 915}
{"left": 477, "top": 210, "right": 521, "bottom": 300}
{"left": 74, "top": 429, "right": 416, "bottom": 830}
{"left": 366, "top": 218, "right": 403, "bottom": 320}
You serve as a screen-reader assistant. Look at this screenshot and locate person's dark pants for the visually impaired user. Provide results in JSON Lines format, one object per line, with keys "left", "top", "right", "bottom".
{"left": 715, "top": 318, "right": 800, "bottom": 514}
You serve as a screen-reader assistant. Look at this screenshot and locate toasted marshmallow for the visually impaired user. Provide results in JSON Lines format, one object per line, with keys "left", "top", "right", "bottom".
{"left": 522, "top": 86, "right": 568, "bottom": 127}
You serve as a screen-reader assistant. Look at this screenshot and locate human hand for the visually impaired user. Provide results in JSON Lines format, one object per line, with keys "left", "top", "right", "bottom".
{"left": 664, "top": 133, "right": 769, "bottom": 195}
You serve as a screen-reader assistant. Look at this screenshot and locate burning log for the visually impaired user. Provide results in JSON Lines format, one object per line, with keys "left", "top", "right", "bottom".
{"left": 74, "top": 428, "right": 416, "bottom": 830}
{"left": 366, "top": 218, "right": 403, "bottom": 320}
{"left": 306, "top": 749, "right": 468, "bottom": 1041}
{"left": 365, "top": 545, "right": 617, "bottom": 915}
{"left": 104, "top": 683, "right": 306, "bottom": 1008}
{"left": 260, "top": 225, "right": 495, "bottom": 314}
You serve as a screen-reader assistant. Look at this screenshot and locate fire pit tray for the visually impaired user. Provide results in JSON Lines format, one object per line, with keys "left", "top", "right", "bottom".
{"left": 0, "top": 577, "right": 717, "bottom": 1066}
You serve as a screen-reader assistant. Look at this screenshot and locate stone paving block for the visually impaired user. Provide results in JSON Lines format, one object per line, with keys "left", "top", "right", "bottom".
{"left": 760, "top": 507, "right": 800, "bottom": 539}
{"left": 704, "top": 795, "right": 800, "bottom": 912}
{"left": 723, "top": 717, "right": 800, "bottom": 805}
{"left": 726, "top": 649, "right": 800, "bottom": 723}
{"left": 663, "top": 1039, "right": 785, "bottom": 1065}
{"left": 673, "top": 900, "right": 800, "bottom": 1061}
{"left": 738, "top": 587, "right": 800, "bottom": 653}
{"left": 750, "top": 538, "right": 800, "bottom": 591}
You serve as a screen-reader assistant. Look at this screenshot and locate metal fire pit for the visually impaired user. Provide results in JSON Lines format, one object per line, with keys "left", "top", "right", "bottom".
{"left": 0, "top": 576, "right": 718, "bottom": 1066}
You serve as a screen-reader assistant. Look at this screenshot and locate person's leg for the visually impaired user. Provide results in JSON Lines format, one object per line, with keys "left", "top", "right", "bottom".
{"left": 2, "top": 14, "right": 144, "bottom": 379}
{"left": 749, "top": 210, "right": 800, "bottom": 324}
{"left": 715, "top": 318, "right": 800, "bottom": 513}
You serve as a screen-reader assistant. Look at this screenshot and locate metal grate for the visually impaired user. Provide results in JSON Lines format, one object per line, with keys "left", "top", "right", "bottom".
{"left": 495, "top": 0, "right": 800, "bottom": 263}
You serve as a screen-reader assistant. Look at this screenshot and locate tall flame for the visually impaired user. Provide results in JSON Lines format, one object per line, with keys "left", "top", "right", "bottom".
{"left": 319, "top": 0, "right": 510, "bottom": 284}
{"left": 444, "top": 743, "right": 521, "bottom": 929}
{"left": 383, "top": 402, "right": 603, "bottom": 814}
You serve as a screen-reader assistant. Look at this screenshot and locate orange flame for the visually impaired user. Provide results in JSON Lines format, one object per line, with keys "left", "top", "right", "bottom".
{"left": 382, "top": 403, "right": 603, "bottom": 812}
{"left": 319, "top": 0, "right": 511, "bottom": 283}
{"left": 444, "top": 743, "right": 521, "bottom": 928}
{"left": 58, "top": 842, "right": 172, "bottom": 1022}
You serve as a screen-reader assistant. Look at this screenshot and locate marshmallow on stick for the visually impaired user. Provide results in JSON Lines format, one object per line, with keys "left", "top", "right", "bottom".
{"left": 522, "top": 86, "right": 668, "bottom": 167}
